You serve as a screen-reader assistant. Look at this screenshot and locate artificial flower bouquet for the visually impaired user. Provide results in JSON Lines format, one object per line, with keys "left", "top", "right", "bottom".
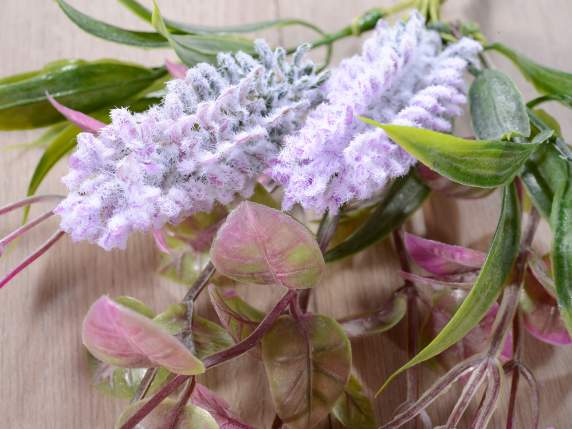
{"left": 1, "top": 0, "right": 571, "bottom": 427}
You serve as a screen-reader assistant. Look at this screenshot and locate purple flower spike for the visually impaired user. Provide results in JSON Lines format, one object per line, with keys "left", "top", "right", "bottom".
{"left": 56, "top": 41, "right": 327, "bottom": 250}
{"left": 272, "top": 12, "right": 482, "bottom": 213}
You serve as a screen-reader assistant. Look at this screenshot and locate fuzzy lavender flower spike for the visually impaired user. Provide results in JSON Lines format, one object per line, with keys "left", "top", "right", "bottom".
{"left": 272, "top": 12, "right": 482, "bottom": 214}
{"left": 56, "top": 40, "right": 328, "bottom": 250}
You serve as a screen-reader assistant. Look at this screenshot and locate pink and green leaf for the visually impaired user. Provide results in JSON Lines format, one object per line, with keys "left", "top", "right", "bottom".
{"left": 192, "top": 383, "right": 254, "bottom": 429}
{"left": 210, "top": 201, "right": 325, "bottom": 289}
{"left": 82, "top": 296, "right": 205, "bottom": 375}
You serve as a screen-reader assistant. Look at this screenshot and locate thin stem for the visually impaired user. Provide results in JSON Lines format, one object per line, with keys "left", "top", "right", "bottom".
{"left": 299, "top": 211, "right": 340, "bottom": 312}
{"left": 0, "top": 230, "right": 65, "bottom": 289}
{"left": 0, "top": 194, "right": 63, "bottom": 216}
{"left": 120, "top": 374, "right": 190, "bottom": 429}
{"left": 203, "top": 289, "right": 296, "bottom": 368}
{"left": 470, "top": 362, "right": 503, "bottom": 429}
{"left": 0, "top": 210, "right": 54, "bottom": 253}
{"left": 130, "top": 367, "right": 159, "bottom": 404}
{"left": 505, "top": 312, "right": 522, "bottom": 429}
{"left": 164, "top": 377, "right": 196, "bottom": 429}
{"left": 392, "top": 229, "right": 419, "bottom": 404}
{"left": 444, "top": 362, "right": 488, "bottom": 429}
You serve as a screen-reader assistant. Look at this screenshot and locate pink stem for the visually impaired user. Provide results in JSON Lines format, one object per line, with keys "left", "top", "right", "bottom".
{"left": 0, "top": 195, "right": 64, "bottom": 216}
{"left": 203, "top": 289, "right": 296, "bottom": 368}
{"left": 0, "top": 230, "right": 65, "bottom": 289}
{"left": 119, "top": 374, "right": 190, "bottom": 429}
{"left": 444, "top": 362, "right": 488, "bottom": 429}
{"left": 165, "top": 377, "right": 196, "bottom": 429}
{"left": 0, "top": 210, "right": 55, "bottom": 254}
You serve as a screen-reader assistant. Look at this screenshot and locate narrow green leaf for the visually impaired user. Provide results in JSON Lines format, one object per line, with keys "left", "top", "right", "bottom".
{"left": 262, "top": 314, "right": 352, "bottom": 429}
{"left": 489, "top": 43, "right": 572, "bottom": 108}
{"left": 325, "top": 171, "right": 429, "bottom": 262}
{"left": 376, "top": 184, "right": 520, "bottom": 395}
{"left": 551, "top": 162, "right": 572, "bottom": 335}
{"left": 0, "top": 60, "right": 165, "bottom": 130}
{"left": 56, "top": 0, "right": 168, "bottom": 48}
{"left": 120, "top": 0, "right": 326, "bottom": 36}
{"left": 152, "top": 1, "right": 253, "bottom": 66}
{"left": 362, "top": 120, "right": 540, "bottom": 188}
{"left": 469, "top": 69, "right": 530, "bottom": 140}
{"left": 332, "top": 374, "right": 377, "bottom": 429}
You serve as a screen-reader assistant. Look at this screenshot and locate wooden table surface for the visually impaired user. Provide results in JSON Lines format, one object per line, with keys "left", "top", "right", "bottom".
{"left": 1, "top": 1, "right": 571, "bottom": 428}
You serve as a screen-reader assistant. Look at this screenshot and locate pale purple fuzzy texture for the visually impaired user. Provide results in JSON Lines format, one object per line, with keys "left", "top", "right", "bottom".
{"left": 56, "top": 41, "right": 327, "bottom": 250}
{"left": 272, "top": 12, "right": 482, "bottom": 213}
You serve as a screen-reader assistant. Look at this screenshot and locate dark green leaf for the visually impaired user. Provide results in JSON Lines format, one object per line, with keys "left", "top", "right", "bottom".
{"left": 489, "top": 43, "right": 572, "bottom": 108}
{"left": 325, "top": 171, "right": 429, "bottom": 262}
{"left": 57, "top": 0, "right": 168, "bottom": 48}
{"left": 551, "top": 162, "right": 572, "bottom": 336}
{"left": 262, "top": 314, "right": 352, "bottom": 429}
{"left": 332, "top": 374, "right": 377, "bottom": 429}
{"left": 0, "top": 60, "right": 165, "bottom": 130}
{"left": 152, "top": 1, "right": 253, "bottom": 66}
{"left": 362, "top": 120, "right": 540, "bottom": 188}
{"left": 469, "top": 69, "right": 530, "bottom": 140}
{"left": 377, "top": 184, "right": 520, "bottom": 395}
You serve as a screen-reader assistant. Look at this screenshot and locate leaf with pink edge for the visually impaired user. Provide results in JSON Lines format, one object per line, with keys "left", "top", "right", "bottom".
{"left": 165, "top": 59, "right": 188, "bottom": 79}
{"left": 82, "top": 296, "right": 205, "bottom": 375}
{"left": 208, "top": 284, "right": 264, "bottom": 342}
{"left": 404, "top": 233, "right": 486, "bottom": 276}
{"left": 115, "top": 399, "right": 218, "bottom": 429}
{"left": 261, "top": 314, "right": 352, "bottom": 429}
{"left": 521, "top": 268, "right": 572, "bottom": 346}
{"left": 210, "top": 201, "right": 325, "bottom": 289}
{"left": 191, "top": 383, "right": 254, "bottom": 429}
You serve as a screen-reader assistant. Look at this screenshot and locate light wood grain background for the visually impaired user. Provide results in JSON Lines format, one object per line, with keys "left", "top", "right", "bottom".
{"left": 1, "top": 1, "right": 571, "bottom": 428}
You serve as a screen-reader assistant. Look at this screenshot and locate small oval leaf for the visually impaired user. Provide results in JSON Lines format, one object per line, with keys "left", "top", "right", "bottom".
{"left": 262, "top": 314, "right": 352, "bottom": 429}
{"left": 116, "top": 399, "right": 218, "bottom": 429}
{"left": 361, "top": 120, "right": 540, "bottom": 188}
{"left": 469, "top": 69, "right": 530, "bottom": 140}
{"left": 82, "top": 296, "right": 205, "bottom": 375}
{"left": 210, "top": 201, "right": 325, "bottom": 289}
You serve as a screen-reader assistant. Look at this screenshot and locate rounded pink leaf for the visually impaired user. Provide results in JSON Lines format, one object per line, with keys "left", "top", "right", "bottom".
{"left": 404, "top": 233, "right": 486, "bottom": 276}
{"left": 82, "top": 296, "right": 205, "bottom": 375}
{"left": 210, "top": 201, "right": 324, "bottom": 289}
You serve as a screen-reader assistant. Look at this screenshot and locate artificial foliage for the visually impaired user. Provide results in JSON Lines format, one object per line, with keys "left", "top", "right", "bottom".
{"left": 1, "top": 0, "right": 572, "bottom": 428}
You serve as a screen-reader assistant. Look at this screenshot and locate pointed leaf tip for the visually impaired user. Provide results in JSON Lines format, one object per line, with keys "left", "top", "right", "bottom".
{"left": 46, "top": 93, "right": 105, "bottom": 133}
{"left": 82, "top": 296, "right": 205, "bottom": 375}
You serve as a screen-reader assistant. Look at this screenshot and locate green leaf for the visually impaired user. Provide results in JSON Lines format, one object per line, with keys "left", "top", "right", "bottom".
{"left": 469, "top": 69, "right": 530, "bottom": 140}
{"left": 325, "top": 171, "right": 429, "bottom": 262}
{"left": 0, "top": 60, "right": 165, "bottom": 130}
{"left": 332, "top": 374, "right": 377, "bottom": 429}
{"left": 550, "top": 162, "right": 572, "bottom": 336}
{"left": 119, "top": 0, "right": 326, "bottom": 36}
{"left": 114, "top": 296, "right": 155, "bottom": 319}
{"left": 362, "top": 120, "right": 540, "bottom": 188}
{"left": 521, "top": 142, "right": 569, "bottom": 219}
{"left": 376, "top": 184, "right": 520, "bottom": 395}
{"left": 489, "top": 43, "right": 572, "bottom": 108}
{"left": 262, "top": 314, "right": 352, "bottom": 429}
{"left": 116, "top": 399, "right": 218, "bottom": 429}
{"left": 56, "top": 0, "right": 168, "bottom": 48}
{"left": 24, "top": 97, "right": 160, "bottom": 221}
{"left": 208, "top": 284, "right": 264, "bottom": 342}
{"left": 153, "top": 303, "right": 234, "bottom": 359}
{"left": 248, "top": 183, "right": 280, "bottom": 210}
{"left": 152, "top": 1, "right": 253, "bottom": 66}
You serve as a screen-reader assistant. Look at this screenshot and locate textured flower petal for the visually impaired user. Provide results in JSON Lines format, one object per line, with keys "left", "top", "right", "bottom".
{"left": 82, "top": 296, "right": 205, "bottom": 375}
